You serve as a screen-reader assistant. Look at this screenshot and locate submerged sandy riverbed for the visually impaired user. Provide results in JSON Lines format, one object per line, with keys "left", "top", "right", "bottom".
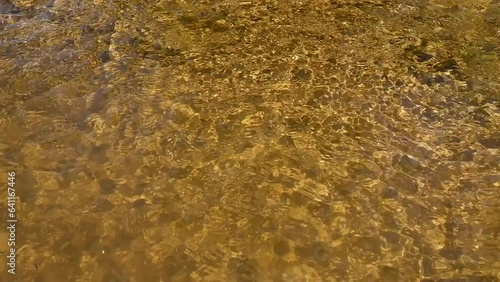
{"left": 0, "top": 0, "right": 499, "bottom": 281}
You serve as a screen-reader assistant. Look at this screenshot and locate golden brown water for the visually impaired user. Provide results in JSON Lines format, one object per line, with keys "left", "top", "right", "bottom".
{"left": 0, "top": 0, "right": 499, "bottom": 281}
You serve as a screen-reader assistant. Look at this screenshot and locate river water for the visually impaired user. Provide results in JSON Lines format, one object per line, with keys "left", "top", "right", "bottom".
{"left": 0, "top": 0, "right": 499, "bottom": 281}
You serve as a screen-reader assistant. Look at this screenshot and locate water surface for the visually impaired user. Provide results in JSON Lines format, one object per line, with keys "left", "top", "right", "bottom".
{"left": 0, "top": 0, "right": 499, "bottom": 281}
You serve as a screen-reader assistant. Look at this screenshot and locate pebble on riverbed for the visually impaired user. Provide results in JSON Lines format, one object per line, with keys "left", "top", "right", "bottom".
{"left": 98, "top": 50, "right": 112, "bottom": 63}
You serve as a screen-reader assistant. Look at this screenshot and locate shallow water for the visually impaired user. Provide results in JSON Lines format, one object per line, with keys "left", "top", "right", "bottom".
{"left": 0, "top": 0, "right": 499, "bottom": 281}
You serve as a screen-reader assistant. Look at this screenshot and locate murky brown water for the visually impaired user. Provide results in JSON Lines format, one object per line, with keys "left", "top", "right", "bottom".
{"left": 0, "top": 0, "right": 499, "bottom": 281}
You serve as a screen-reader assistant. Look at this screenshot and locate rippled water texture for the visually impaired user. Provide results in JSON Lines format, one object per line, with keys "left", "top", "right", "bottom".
{"left": 0, "top": 0, "right": 499, "bottom": 281}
